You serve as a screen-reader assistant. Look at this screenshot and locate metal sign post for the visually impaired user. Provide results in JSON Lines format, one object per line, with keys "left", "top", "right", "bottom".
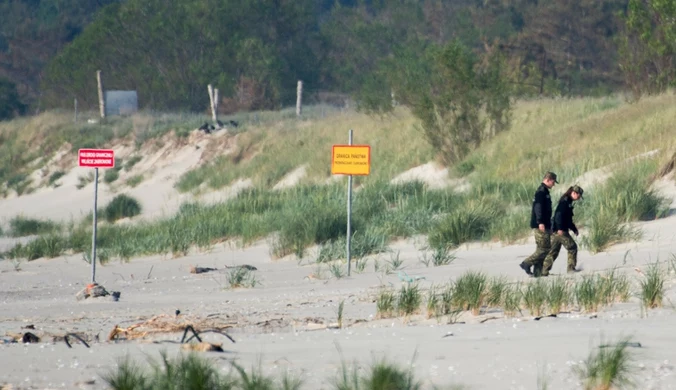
{"left": 91, "top": 167, "right": 99, "bottom": 283}
{"left": 78, "top": 149, "right": 115, "bottom": 283}
{"left": 330, "top": 131, "right": 371, "bottom": 277}
{"left": 346, "top": 130, "right": 353, "bottom": 276}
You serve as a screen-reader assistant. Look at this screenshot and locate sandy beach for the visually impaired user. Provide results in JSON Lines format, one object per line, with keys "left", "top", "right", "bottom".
{"left": 1, "top": 209, "right": 676, "bottom": 389}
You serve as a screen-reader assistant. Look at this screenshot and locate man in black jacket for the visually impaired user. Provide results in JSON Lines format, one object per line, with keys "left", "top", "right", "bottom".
{"left": 519, "top": 171, "right": 558, "bottom": 276}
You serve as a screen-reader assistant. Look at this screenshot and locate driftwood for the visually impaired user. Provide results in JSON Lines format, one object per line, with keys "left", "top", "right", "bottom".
{"left": 107, "top": 314, "right": 235, "bottom": 342}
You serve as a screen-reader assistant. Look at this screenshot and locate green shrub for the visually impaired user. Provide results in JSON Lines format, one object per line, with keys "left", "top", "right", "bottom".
{"left": 104, "top": 169, "right": 120, "bottom": 184}
{"left": 126, "top": 174, "right": 143, "bottom": 188}
{"left": 48, "top": 171, "right": 65, "bottom": 186}
{"left": 104, "top": 194, "right": 142, "bottom": 223}
{"left": 124, "top": 155, "right": 143, "bottom": 171}
{"left": 428, "top": 200, "right": 499, "bottom": 250}
{"left": 9, "top": 216, "right": 60, "bottom": 237}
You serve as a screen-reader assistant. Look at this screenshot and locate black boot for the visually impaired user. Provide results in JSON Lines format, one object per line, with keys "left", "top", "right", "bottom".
{"left": 519, "top": 262, "right": 533, "bottom": 276}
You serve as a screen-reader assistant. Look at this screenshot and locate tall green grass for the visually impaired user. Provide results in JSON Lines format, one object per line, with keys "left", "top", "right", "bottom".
{"left": 575, "top": 336, "right": 637, "bottom": 390}
{"left": 8, "top": 216, "right": 61, "bottom": 237}
{"left": 579, "top": 159, "right": 669, "bottom": 253}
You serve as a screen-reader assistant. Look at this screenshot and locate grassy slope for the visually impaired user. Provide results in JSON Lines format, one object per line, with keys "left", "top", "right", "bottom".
{"left": 1, "top": 94, "right": 675, "bottom": 261}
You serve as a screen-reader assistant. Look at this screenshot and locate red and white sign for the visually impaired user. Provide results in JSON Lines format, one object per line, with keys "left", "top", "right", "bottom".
{"left": 78, "top": 149, "right": 115, "bottom": 168}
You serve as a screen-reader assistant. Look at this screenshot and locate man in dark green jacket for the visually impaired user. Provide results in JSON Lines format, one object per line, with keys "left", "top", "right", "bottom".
{"left": 519, "top": 171, "right": 558, "bottom": 277}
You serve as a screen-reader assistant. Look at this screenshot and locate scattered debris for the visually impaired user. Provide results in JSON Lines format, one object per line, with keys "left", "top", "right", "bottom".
{"left": 534, "top": 314, "right": 557, "bottom": 321}
{"left": 107, "top": 314, "right": 235, "bottom": 342}
{"left": 190, "top": 266, "right": 218, "bottom": 274}
{"left": 182, "top": 342, "right": 224, "bottom": 352}
{"left": 599, "top": 341, "right": 642, "bottom": 349}
{"left": 21, "top": 332, "right": 39, "bottom": 343}
{"left": 225, "top": 264, "right": 257, "bottom": 271}
{"left": 76, "top": 283, "right": 120, "bottom": 301}
{"left": 479, "top": 316, "right": 501, "bottom": 323}
{"left": 64, "top": 333, "right": 90, "bottom": 348}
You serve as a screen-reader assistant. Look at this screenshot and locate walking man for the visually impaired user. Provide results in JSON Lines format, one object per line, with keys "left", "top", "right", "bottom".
{"left": 519, "top": 171, "right": 558, "bottom": 277}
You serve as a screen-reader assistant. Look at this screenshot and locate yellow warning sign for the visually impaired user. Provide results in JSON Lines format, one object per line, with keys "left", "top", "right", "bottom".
{"left": 331, "top": 145, "right": 371, "bottom": 176}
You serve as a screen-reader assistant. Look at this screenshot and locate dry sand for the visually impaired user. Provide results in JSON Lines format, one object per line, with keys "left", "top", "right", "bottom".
{"left": 1, "top": 215, "right": 676, "bottom": 389}
{"left": 2, "top": 148, "right": 676, "bottom": 388}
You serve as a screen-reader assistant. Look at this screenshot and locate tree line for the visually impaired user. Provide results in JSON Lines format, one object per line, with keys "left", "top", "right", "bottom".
{"left": 1, "top": 0, "right": 675, "bottom": 122}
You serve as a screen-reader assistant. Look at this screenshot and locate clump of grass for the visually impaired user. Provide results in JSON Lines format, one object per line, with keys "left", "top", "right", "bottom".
{"left": 452, "top": 271, "right": 488, "bottom": 315}
{"left": 397, "top": 283, "right": 422, "bottom": 317}
{"left": 575, "top": 336, "right": 637, "bottom": 390}
{"left": 639, "top": 262, "right": 665, "bottom": 309}
{"left": 126, "top": 174, "right": 143, "bottom": 188}
{"left": 8, "top": 216, "right": 60, "bottom": 237}
{"left": 104, "top": 168, "right": 120, "bottom": 184}
{"left": 523, "top": 278, "right": 548, "bottom": 317}
{"left": 386, "top": 250, "right": 404, "bottom": 272}
{"left": 547, "top": 277, "right": 570, "bottom": 315}
{"left": 439, "top": 284, "right": 455, "bottom": 316}
{"left": 581, "top": 211, "right": 640, "bottom": 253}
{"left": 337, "top": 300, "right": 345, "bottom": 329}
{"left": 580, "top": 160, "right": 668, "bottom": 253}
{"left": 104, "top": 194, "right": 142, "bottom": 223}
{"left": 226, "top": 267, "right": 259, "bottom": 288}
{"left": 575, "top": 274, "right": 603, "bottom": 313}
{"left": 76, "top": 172, "right": 94, "bottom": 189}
{"left": 103, "top": 351, "right": 303, "bottom": 390}
{"left": 376, "top": 289, "right": 396, "bottom": 319}
{"left": 329, "top": 262, "right": 345, "bottom": 279}
{"left": 354, "top": 258, "right": 368, "bottom": 273}
{"left": 427, "top": 201, "right": 499, "bottom": 249}
{"left": 419, "top": 247, "right": 456, "bottom": 267}
{"left": 7, "top": 234, "right": 65, "bottom": 260}
{"left": 599, "top": 267, "right": 631, "bottom": 305}
{"left": 503, "top": 283, "right": 523, "bottom": 317}
{"left": 102, "top": 356, "right": 148, "bottom": 390}
{"left": 332, "top": 357, "right": 422, "bottom": 390}
{"left": 48, "top": 171, "right": 65, "bottom": 187}
{"left": 360, "top": 358, "right": 423, "bottom": 390}
{"left": 426, "top": 285, "right": 440, "bottom": 319}
{"left": 486, "top": 277, "right": 508, "bottom": 308}
{"left": 124, "top": 155, "right": 143, "bottom": 171}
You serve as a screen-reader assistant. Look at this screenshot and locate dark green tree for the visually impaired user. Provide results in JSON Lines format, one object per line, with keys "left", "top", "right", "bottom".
{"left": 618, "top": 0, "right": 676, "bottom": 100}
{"left": 0, "top": 77, "right": 26, "bottom": 120}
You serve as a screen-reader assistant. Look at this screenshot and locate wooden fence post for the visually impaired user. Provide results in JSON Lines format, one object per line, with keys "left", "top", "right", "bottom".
{"left": 208, "top": 84, "right": 216, "bottom": 122}
{"left": 214, "top": 88, "right": 219, "bottom": 122}
{"left": 296, "top": 80, "right": 303, "bottom": 117}
{"left": 97, "top": 70, "right": 105, "bottom": 119}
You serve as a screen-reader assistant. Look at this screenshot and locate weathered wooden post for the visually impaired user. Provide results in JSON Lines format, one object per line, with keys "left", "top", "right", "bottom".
{"left": 214, "top": 88, "right": 219, "bottom": 121}
{"left": 96, "top": 70, "right": 105, "bottom": 119}
{"left": 208, "top": 84, "right": 218, "bottom": 122}
{"left": 296, "top": 80, "right": 303, "bottom": 117}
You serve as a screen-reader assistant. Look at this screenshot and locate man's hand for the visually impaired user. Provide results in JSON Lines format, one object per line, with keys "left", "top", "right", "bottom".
{"left": 539, "top": 224, "right": 545, "bottom": 232}
{"left": 557, "top": 230, "right": 564, "bottom": 236}
{"left": 573, "top": 229, "right": 579, "bottom": 236}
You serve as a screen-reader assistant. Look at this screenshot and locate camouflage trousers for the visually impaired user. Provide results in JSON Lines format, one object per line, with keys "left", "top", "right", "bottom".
{"left": 542, "top": 232, "right": 578, "bottom": 275}
{"left": 523, "top": 229, "right": 551, "bottom": 276}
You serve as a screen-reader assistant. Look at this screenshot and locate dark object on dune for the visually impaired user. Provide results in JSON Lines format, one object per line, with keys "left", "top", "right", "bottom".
{"left": 22, "top": 332, "right": 40, "bottom": 343}
{"left": 198, "top": 122, "right": 215, "bottom": 134}
{"left": 229, "top": 120, "right": 239, "bottom": 127}
{"left": 225, "top": 264, "right": 257, "bottom": 271}
{"left": 190, "top": 266, "right": 218, "bottom": 274}
{"left": 64, "top": 333, "right": 90, "bottom": 348}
